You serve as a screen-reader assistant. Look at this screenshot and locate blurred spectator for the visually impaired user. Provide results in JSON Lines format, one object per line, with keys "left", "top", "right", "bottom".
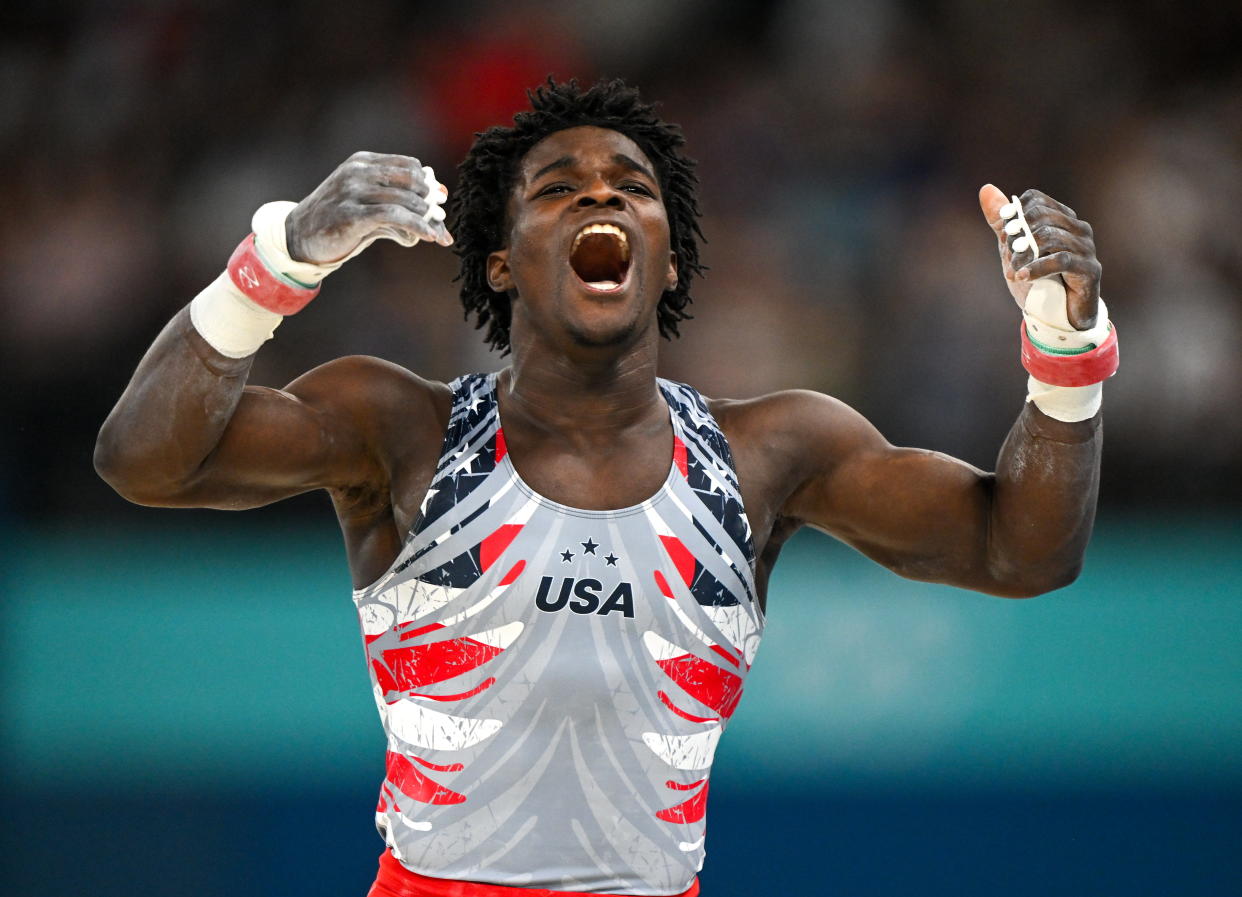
{"left": 3, "top": 0, "right": 1240, "bottom": 520}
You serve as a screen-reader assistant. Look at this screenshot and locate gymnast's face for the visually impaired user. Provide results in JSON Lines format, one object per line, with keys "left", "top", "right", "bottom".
{"left": 487, "top": 126, "right": 678, "bottom": 351}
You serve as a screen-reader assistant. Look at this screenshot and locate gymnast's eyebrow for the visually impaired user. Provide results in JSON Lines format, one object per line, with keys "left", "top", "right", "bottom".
{"left": 530, "top": 156, "right": 575, "bottom": 182}
{"left": 529, "top": 153, "right": 656, "bottom": 185}
{"left": 613, "top": 153, "right": 656, "bottom": 182}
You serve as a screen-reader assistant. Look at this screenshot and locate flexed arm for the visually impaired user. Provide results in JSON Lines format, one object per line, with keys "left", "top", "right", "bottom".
{"left": 94, "top": 153, "right": 451, "bottom": 509}
{"left": 735, "top": 186, "right": 1113, "bottom": 598}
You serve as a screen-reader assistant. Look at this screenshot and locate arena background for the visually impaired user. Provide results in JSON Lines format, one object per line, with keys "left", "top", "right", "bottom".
{"left": 3, "top": 1, "right": 1239, "bottom": 894}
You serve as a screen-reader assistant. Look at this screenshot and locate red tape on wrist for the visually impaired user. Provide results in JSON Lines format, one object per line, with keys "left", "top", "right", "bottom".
{"left": 1020, "top": 321, "right": 1119, "bottom": 387}
{"left": 227, "top": 233, "right": 320, "bottom": 315}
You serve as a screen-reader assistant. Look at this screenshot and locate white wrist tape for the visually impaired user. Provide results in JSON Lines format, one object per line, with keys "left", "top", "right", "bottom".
{"left": 191, "top": 165, "right": 448, "bottom": 357}
{"left": 189, "top": 271, "right": 283, "bottom": 358}
{"left": 251, "top": 201, "right": 340, "bottom": 286}
{"left": 1026, "top": 377, "right": 1102, "bottom": 422}
{"left": 1025, "top": 289, "right": 1110, "bottom": 350}
{"left": 1021, "top": 275, "right": 1108, "bottom": 422}
{"left": 249, "top": 196, "right": 410, "bottom": 289}
{"left": 1001, "top": 194, "right": 1107, "bottom": 422}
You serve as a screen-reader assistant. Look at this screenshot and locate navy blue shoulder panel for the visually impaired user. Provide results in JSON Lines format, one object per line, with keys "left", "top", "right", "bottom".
{"left": 658, "top": 379, "right": 757, "bottom": 574}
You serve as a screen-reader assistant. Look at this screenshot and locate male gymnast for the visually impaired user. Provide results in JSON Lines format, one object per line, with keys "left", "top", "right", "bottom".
{"left": 95, "top": 79, "right": 1114, "bottom": 897}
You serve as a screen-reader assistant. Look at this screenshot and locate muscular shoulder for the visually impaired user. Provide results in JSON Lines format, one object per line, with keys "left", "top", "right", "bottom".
{"left": 282, "top": 354, "right": 453, "bottom": 472}
{"left": 710, "top": 390, "right": 885, "bottom": 469}
{"left": 284, "top": 355, "right": 448, "bottom": 418}
{"left": 707, "top": 390, "right": 889, "bottom": 517}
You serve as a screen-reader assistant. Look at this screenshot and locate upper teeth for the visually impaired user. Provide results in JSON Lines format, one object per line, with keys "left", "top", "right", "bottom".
{"left": 572, "top": 223, "right": 629, "bottom": 259}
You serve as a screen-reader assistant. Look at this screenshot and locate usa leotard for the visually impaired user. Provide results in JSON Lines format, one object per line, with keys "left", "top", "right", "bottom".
{"left": 353, "top": 373, "right": 764, "bottom": 894}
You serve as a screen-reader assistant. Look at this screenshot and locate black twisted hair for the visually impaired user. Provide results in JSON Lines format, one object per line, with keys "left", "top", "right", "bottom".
{"left": 447, "top": 78, "right": 705, "bottom": 353}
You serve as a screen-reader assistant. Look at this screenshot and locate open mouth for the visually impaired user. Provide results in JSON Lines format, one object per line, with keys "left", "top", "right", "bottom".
{"left": 570, "top": 223, "right": 631, "bottom": 292}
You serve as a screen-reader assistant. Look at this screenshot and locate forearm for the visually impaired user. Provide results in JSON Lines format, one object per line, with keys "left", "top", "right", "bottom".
{"left": 986, "top": 401, "right": 1102, "bottom": 594}
{"left": 792, "top": 187, "right": 1109, "bottom": 596}
{"left": 94, "top": 306, "right": 254, "bottom": 501}
{"left": 96, "top": 154, "right": 450, "bottom": 507}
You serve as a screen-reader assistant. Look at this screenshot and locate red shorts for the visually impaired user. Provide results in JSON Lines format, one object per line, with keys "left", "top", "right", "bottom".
{"left": 366, "top": 849, "right": 701, "bottom": 897}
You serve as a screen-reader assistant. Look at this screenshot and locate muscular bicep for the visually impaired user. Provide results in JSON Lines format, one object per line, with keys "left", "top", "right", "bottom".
{"left": 157, "top": 357, "right": 402, "bottom": 510}
{"left": 776, "top": 393, "right": 995, "bottom": 586}
{"left": 165, "top": 385, "right": 366, "bottom": 509}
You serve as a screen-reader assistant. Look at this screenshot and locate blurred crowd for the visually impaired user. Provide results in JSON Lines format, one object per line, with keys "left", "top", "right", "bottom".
{"left": 3, "top": 0, "right": 1240, "bottom": 519}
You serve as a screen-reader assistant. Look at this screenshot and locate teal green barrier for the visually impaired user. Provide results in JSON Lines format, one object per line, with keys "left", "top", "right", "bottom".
{"left": 5, "top": 514, "right": 1240, "bottom": 793}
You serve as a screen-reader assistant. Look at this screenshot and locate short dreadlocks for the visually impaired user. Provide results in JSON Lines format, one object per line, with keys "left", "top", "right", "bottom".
{"left": 448, "top": 78, "right": 705, "bottom": 353}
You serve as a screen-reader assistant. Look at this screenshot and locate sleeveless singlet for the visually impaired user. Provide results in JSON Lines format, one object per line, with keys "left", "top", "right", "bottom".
{"left": 352, "top": 373, "right": 764, "bottom": 895}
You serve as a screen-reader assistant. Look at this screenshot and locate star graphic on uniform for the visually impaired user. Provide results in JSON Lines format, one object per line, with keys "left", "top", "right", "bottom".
{"left": 467, "top": 395, "right": 484, "bottom": 413}
{"left": 604, "top": 553, "right": 618, "bottom": 566}
{"left": 561, "top": 549, "right": 574, "bottom": 563}
{"left": 581, "top": 538, "right": 598, "bottom": 555}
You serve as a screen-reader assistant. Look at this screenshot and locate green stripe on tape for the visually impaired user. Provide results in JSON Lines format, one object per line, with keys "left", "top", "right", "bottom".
{"left": 1027, "top": 329, "right": 1095, "bottom": 355}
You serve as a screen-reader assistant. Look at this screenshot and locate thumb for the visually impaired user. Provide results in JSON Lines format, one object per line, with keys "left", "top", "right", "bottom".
{"left": 978, "top": 183, "right": 1007, "bottom": 235}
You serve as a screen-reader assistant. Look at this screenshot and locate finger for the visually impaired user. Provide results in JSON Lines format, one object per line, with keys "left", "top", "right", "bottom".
{"left": 342, "top": 153, "right": 449, "bottom": 199}
{"left": 1016, "top": 250, "right": 1100, "bottom": 283}
{"left": 1007, "top": 219, "right": 1090, "bottom": 265}
{"left": 356, "top": 187, "right": 445, "bottom": 222}
{"left": 339, "top": 152, "right": 423, "bottom": 188}
{"left": 1019, "top": 223, "right": 1093, "bottom": 261}
{"left": 1019, "top": 188, "right": 1077, "bottom": 220}
{"left": 432, "top": 221, "right": 454, "bottom": 246}
{"left": 348, "top": 151, "right": 424, "bottom": 171}
{"left": 1022, "top": 204, "right": 1094, "bottom": 241}
{"left": 360, "top": 203, "right": 442, "bottom": 244}
{"left": 371, "top": 164, "right": 436, "bottom": 197}
{"left": 363, "top": 203, "right": 453, "bottom": 247}
{"left": 1018, "top": 251, "right": 1101, "bottom": 328}
{"left": 368, "top": 164, "right": 448, "bottom": 204}
{"left": 978, "top": 183, "right": 1008, "bottom": 239}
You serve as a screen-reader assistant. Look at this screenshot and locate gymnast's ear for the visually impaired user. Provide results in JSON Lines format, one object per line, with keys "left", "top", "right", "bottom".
{"left": 487, "top": 250, "right": 514, "bottom": 293}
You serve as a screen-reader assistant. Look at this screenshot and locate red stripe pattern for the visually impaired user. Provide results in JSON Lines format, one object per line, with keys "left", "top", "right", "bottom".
{"left": 386, "top": 751, "right": 467, "bottom": 805}
{"left": 655, "top": 781, "right": 709, "bottom": 824}
{"left": 374, "top": 635, "right": 503, "bottom": 700}
{"left": 654, "top": 652, "right": 743, "bottom": 720}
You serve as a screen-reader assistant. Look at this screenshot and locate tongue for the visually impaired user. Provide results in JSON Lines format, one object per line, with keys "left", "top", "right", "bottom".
{"left": 571, "top": 233, "right": 627, "bottom": 285}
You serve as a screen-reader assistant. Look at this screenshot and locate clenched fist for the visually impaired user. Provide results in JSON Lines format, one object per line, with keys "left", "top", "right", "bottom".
{"left": 979, "top": 185, "right": 1102, "bottom": 331}
{"left": 286, "top": 151, "right": 453, "bottom": 265}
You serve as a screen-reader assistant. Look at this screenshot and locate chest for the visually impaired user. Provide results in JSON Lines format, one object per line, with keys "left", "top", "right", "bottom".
{"left": 367, "top": 375, "right": 782, "bottom": 602}
{"left": 361, "top": 471, "right": 764, "bottom": 690}
{"left": 501, "top": 424, "right": 675, "bottom": 512}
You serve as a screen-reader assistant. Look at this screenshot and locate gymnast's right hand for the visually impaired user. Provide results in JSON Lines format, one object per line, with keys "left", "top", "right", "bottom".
{"left": 285, "top": 151, "right": 453, "bottom": 264}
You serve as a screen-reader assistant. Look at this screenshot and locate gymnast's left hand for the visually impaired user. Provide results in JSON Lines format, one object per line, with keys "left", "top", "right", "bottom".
{"left": 979, "top": 184, "right": 1102, "bottom": 330}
